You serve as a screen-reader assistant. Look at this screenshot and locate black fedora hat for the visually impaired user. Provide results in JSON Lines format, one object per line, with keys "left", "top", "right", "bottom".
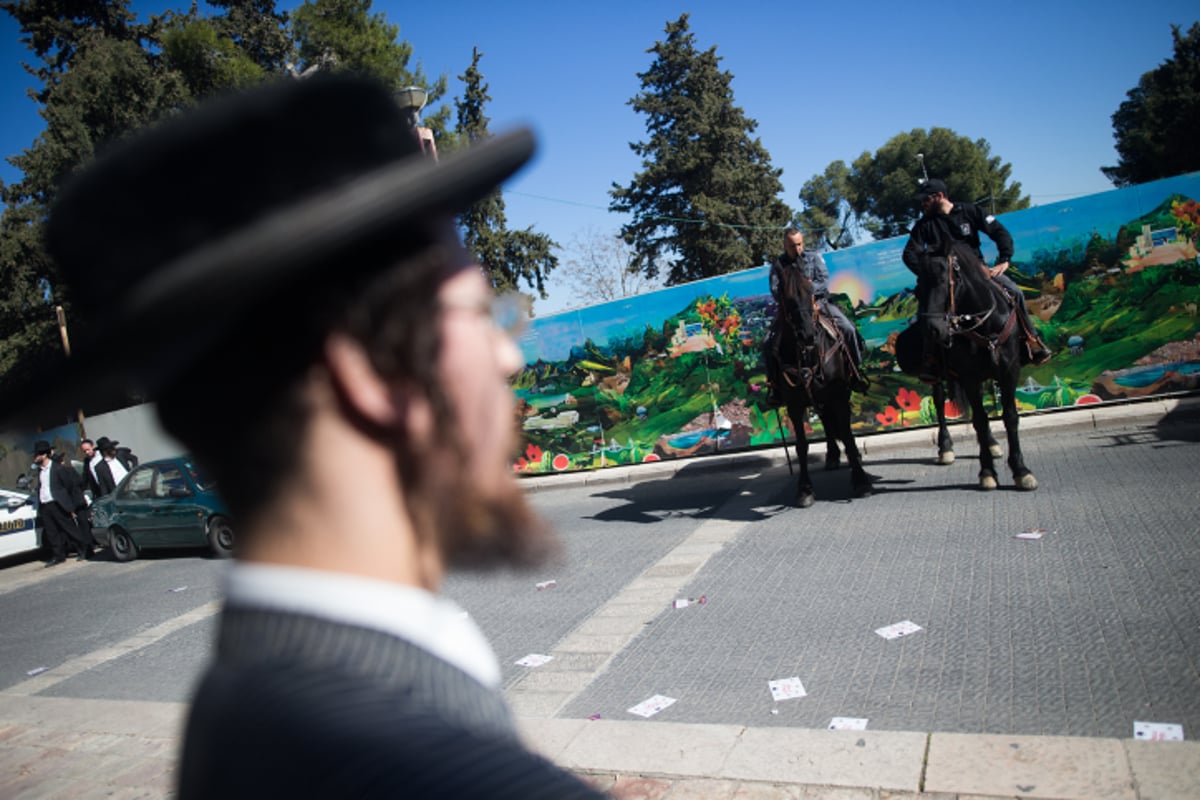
{"left": 0, "top": 74, "right": 535, "bottom": 423}
{"left": 94, "top": 437, "right": 119, "bottom": 451}
{"left": 33, "top": 440, "right": 52, "bottom": 455}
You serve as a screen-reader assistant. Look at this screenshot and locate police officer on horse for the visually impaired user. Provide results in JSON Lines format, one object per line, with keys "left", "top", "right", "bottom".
{"left": 902, "top": 179, "right": 1052, "bottom": 378}
{"left": 764, "top": 227, "right": 868, "bottom": 404}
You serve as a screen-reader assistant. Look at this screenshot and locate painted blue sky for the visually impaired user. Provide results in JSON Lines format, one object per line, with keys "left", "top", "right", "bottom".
{"left": 2, "top": 1, "right": 1197, "bottom": 317}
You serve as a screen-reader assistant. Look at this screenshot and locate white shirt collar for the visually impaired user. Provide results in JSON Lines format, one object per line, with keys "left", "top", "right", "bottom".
{"left": 223, "top": 563, "right": 500, "bottom": 688}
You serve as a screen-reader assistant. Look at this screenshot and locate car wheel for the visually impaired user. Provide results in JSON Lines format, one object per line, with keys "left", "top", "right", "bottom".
{"left": 109, "top": 527, "right": 138, "bottom": 563}
{"left": 207, "top": 515, "right": 235, "bottom": 558}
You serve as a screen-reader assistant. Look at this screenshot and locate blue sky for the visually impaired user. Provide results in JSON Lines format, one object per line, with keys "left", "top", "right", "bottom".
{"left": 2, "top": 1, "right": 1197, "bottom": 314}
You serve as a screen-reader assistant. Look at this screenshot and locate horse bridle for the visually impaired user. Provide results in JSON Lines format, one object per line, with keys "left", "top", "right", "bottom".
{"left": 931, "top": 252, "right": 1016, "bottom": 353}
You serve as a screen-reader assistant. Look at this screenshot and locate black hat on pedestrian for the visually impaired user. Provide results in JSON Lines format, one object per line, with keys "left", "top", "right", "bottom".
{"left": 33, "top": 440, "right": 52, "bottom": 455}
{"left": 914, "top": 178, "right": 948, "bottom": 200}
{"left": 0, "top": 73, "right": 536, "bottom": 424}
{"left": 95, "top": 437, "right": 119, "bottom": 452}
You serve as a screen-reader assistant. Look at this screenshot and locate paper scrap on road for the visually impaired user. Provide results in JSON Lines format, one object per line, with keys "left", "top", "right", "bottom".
{"left": 1134, "top": 721, "right": 1184, "bottom": 741}
{"left": 768, "top": 676, "right": 807, "bottom": 701}
{"left": 673, "top": 595, "right": 707, "bottom": 609}
{"left": 168, "top": 586, "right": 188, "bottom": 593}
{"left": 26, "top": 666, "right": 47, "bottom": 676}
{"left": 1015, "top": 528, "right": 1053, "bottom": 540}
{"left": 535, "top": 580, "right": 557, "bottom": 590}
{"left": 587, "top": 714, "right": 602, "bottom": 721}
{"left": 829, "top": 717, "right": 868, "bottom": 730}
{"left": 515, "top": 654, "right": 554, "bottom": 668}
{"left": 875, "top": 620, "right": 923, "bottom": 640}
{"left": 627, "top": 695, "right": 676, "bottom": 717}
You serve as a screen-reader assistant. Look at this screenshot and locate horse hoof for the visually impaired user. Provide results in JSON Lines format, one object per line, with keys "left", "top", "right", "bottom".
{"left": 825, "top": 455, "right": 841, "bottom": 471}
{"left": 796, "top": 492, "right": 815, "bottom": 508}
{"left": 938, "top": 450, "right": 956, "bottom": 466}
{"left": 853, "top": 484, "right": 872, "bottom": 499}
{"left": 989, "top": 444, "right": 1003, "bottom": 458}
{"left": 980, "top": 474, "right": 998, "bottom": 490}
{"left": 1016, "top": 473, "right": 1039, "bottom": 491}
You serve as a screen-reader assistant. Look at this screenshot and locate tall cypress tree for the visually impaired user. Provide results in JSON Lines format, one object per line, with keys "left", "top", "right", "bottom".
{"left": 456, "top": 47, "right": 557, "bottom": 298}
{"left": 610, "top": 14, "right": 792, "bottom": 285}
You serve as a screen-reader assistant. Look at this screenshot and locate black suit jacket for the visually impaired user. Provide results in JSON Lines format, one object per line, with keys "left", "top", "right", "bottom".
{"left": 44, "top": 461, "right": 84, "bottom": 513}
{"left": 94, "top": 459, "right": 124, "bottom": 496}
{"left": 82, "top": 454, "right": 103, "bottom": 497}
{"left": 177, "top": 607, "right": 604, "bottom": 799}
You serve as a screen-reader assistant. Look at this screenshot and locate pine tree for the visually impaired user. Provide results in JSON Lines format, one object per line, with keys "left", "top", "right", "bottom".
{"left": 456, "top": 47, "right": 557, "bottom": 298}
{"left": 610, "top": 14, "right": 792, "bottom": 285}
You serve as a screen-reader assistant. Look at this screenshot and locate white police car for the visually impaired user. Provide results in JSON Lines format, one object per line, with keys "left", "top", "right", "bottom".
{"left": 0, "top": 486, "right": 41, "bottom": 559}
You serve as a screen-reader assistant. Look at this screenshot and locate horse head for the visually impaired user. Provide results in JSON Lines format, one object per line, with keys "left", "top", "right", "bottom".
{"left": 777, "top": 264, "right": 817, "bottom": 343}
{"left": 918, "top": 240, "right": 1001, "bottom": 348}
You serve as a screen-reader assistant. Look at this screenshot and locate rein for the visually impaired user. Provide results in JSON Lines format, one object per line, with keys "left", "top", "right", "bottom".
{"left": 935, "top": 252, "right": 1017, "bottom": 352}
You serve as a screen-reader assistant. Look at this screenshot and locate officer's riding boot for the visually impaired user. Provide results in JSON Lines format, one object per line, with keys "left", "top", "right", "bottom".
{"left": 849, "top": 333, "right": 870, "bottom": 393}
{"left": 1016, "top": 307, "right": 1052, "bottom": 365}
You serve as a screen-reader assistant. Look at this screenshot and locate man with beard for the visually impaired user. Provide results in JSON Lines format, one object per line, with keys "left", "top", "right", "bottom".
{"left": 25, "top": 76, "right": 604, "bottom": 799}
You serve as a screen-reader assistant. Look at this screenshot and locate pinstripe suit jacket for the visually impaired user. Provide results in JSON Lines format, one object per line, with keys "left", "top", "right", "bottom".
{"left": 177, "top": 606, "right": 604, "bottom": 799}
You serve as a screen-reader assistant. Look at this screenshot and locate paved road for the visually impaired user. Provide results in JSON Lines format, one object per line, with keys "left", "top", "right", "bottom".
{"left": 1, "top": 397, "right": 1198, "bottom": 798}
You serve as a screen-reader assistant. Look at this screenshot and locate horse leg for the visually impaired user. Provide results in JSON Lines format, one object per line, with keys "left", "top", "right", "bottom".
{"left": 829, "top": 388, "right": 871, "bottom": 498}
{"left": 933, "top": 382, "right": 955, "bottom": 465}
{"left": 984, "top": 380, "right": 1002, "bottom": 458}
{"left": 999, "top": 370, "right": 1037, "bottom": 490}
{"left": 788, "top": 400, "right": 815, "bottom": 508}
{"left": 964, "top": 381, "right": 999, "bottom": 490}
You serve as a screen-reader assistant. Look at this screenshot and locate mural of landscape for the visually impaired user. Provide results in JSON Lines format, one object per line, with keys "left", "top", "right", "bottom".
{"left": 512, "top": 172, "right": 1200, "bottom": 473}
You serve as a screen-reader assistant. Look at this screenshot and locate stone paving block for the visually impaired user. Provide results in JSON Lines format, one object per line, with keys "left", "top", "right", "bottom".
{"left": 507, "top": 690, "right": 575, "bottom": 718}
{"left": 517, "top": 717, "right": 588, "bottom": 761}
{"left": 719, "top": 728, "right": 925, "bottom": 791}
{"left": 559, "top": 720, "right": 742, "bottom": 778}
{"left": 660, "top": 778, "right": 740, "bottom": 799}
{"left": 1125, "top": 740, "right": 1200, "bottom": 800}
{"left": 611, "top": 775, "right": 674, "bottom": 799}
{"left": 925, "top": 733, "right": 1135, "bottom": 799}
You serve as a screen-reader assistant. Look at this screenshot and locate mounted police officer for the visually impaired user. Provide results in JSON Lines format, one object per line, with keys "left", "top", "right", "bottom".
{"left": 902, "top": 178, "right": 1052, "bottom": 377}
{"left": 764, "top": 227, "right": 868, "bottom": 404}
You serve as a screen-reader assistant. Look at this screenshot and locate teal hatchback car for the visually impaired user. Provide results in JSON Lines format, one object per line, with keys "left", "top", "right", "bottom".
{"left": 92, "top": 455, "right": 234, "bottom": 562}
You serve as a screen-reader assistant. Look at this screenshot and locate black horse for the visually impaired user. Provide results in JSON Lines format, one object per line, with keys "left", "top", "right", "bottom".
{"left": 916, "top": 241, "right": 1037, "bottom": 491}
{"left": 772, "top": 267, "right": 871, "bottom": 507}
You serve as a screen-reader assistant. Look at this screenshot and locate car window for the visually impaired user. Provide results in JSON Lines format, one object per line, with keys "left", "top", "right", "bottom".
{"left": 119, "top": 467, "right": 154, "bottom": 500}
{"left": 154, "top": 465, "right": 191, "bottom": 498}
{"left": 185, "top": 460, "right": 216, "bottom": 493}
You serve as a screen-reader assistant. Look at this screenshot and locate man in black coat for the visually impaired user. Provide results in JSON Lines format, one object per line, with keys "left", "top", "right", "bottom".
{"left": 33, "top": 440, "right": 92, "bottom": 565}
{"left": 15, "top": 76, "right": 605, "bottom": 798}
{"left": 92, "top": 436, "right": 132, "bottom": 496}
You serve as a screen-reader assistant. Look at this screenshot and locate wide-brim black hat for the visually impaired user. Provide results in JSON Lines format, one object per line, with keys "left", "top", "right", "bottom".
{"left": 0, "top": 74, "right": 535, "bottom": 424}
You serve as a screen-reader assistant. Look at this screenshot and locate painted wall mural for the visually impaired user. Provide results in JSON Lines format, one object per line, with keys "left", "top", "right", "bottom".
{"left": 513, "top": 172, "right": 1200, "bottom": 473}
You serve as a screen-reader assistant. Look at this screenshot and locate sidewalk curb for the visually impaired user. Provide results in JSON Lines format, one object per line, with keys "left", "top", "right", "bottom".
{"left": 517, "top": 717, "right": 1200, "bottom": 799}
{"left": 519, "top": 393, "right": 1200, "bottom": 493}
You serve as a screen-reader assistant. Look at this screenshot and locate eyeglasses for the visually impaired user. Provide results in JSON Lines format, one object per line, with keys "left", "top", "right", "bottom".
{"left": 440, "top": 291, "right": 529, "bottom": 338}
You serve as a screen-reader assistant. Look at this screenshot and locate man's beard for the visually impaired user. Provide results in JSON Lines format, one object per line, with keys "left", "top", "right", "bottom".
{"left": 398, "top": 432, "right": 558, "bottom": 573}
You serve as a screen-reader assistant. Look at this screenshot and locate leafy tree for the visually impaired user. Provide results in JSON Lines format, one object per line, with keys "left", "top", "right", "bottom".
{"left": 0, "top": 0, "right": 190, "bottom": 406}
{"left": 160, "top": 15, "right": 267, "bottom": 97}
{"left": 290, "top": 0, "right": 450, "bottom": 135}
{"left": 611, "top": 14, "right": 792, "bottom": 285}
{"left": 1103, "top": 23, "right": 1200, "bottom": 187}
{"left": 796, "top": 161, "right": 856, "bottom": 250}
{"left": 848, "top": 128, "right": 1028, "bottom": 240}
{"left": 455, "top": 47, "right": 557, "bottom": 298}
{"left": 555, "top": 227, "right": 663, "bottom": 309}
{"left": 207, "top": 0, "right": 291, "bottom": 73}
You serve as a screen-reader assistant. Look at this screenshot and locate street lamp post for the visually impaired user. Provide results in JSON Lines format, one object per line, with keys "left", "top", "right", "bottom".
{"left": 394, "top": 86, "right": 436, "bottom": 160}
